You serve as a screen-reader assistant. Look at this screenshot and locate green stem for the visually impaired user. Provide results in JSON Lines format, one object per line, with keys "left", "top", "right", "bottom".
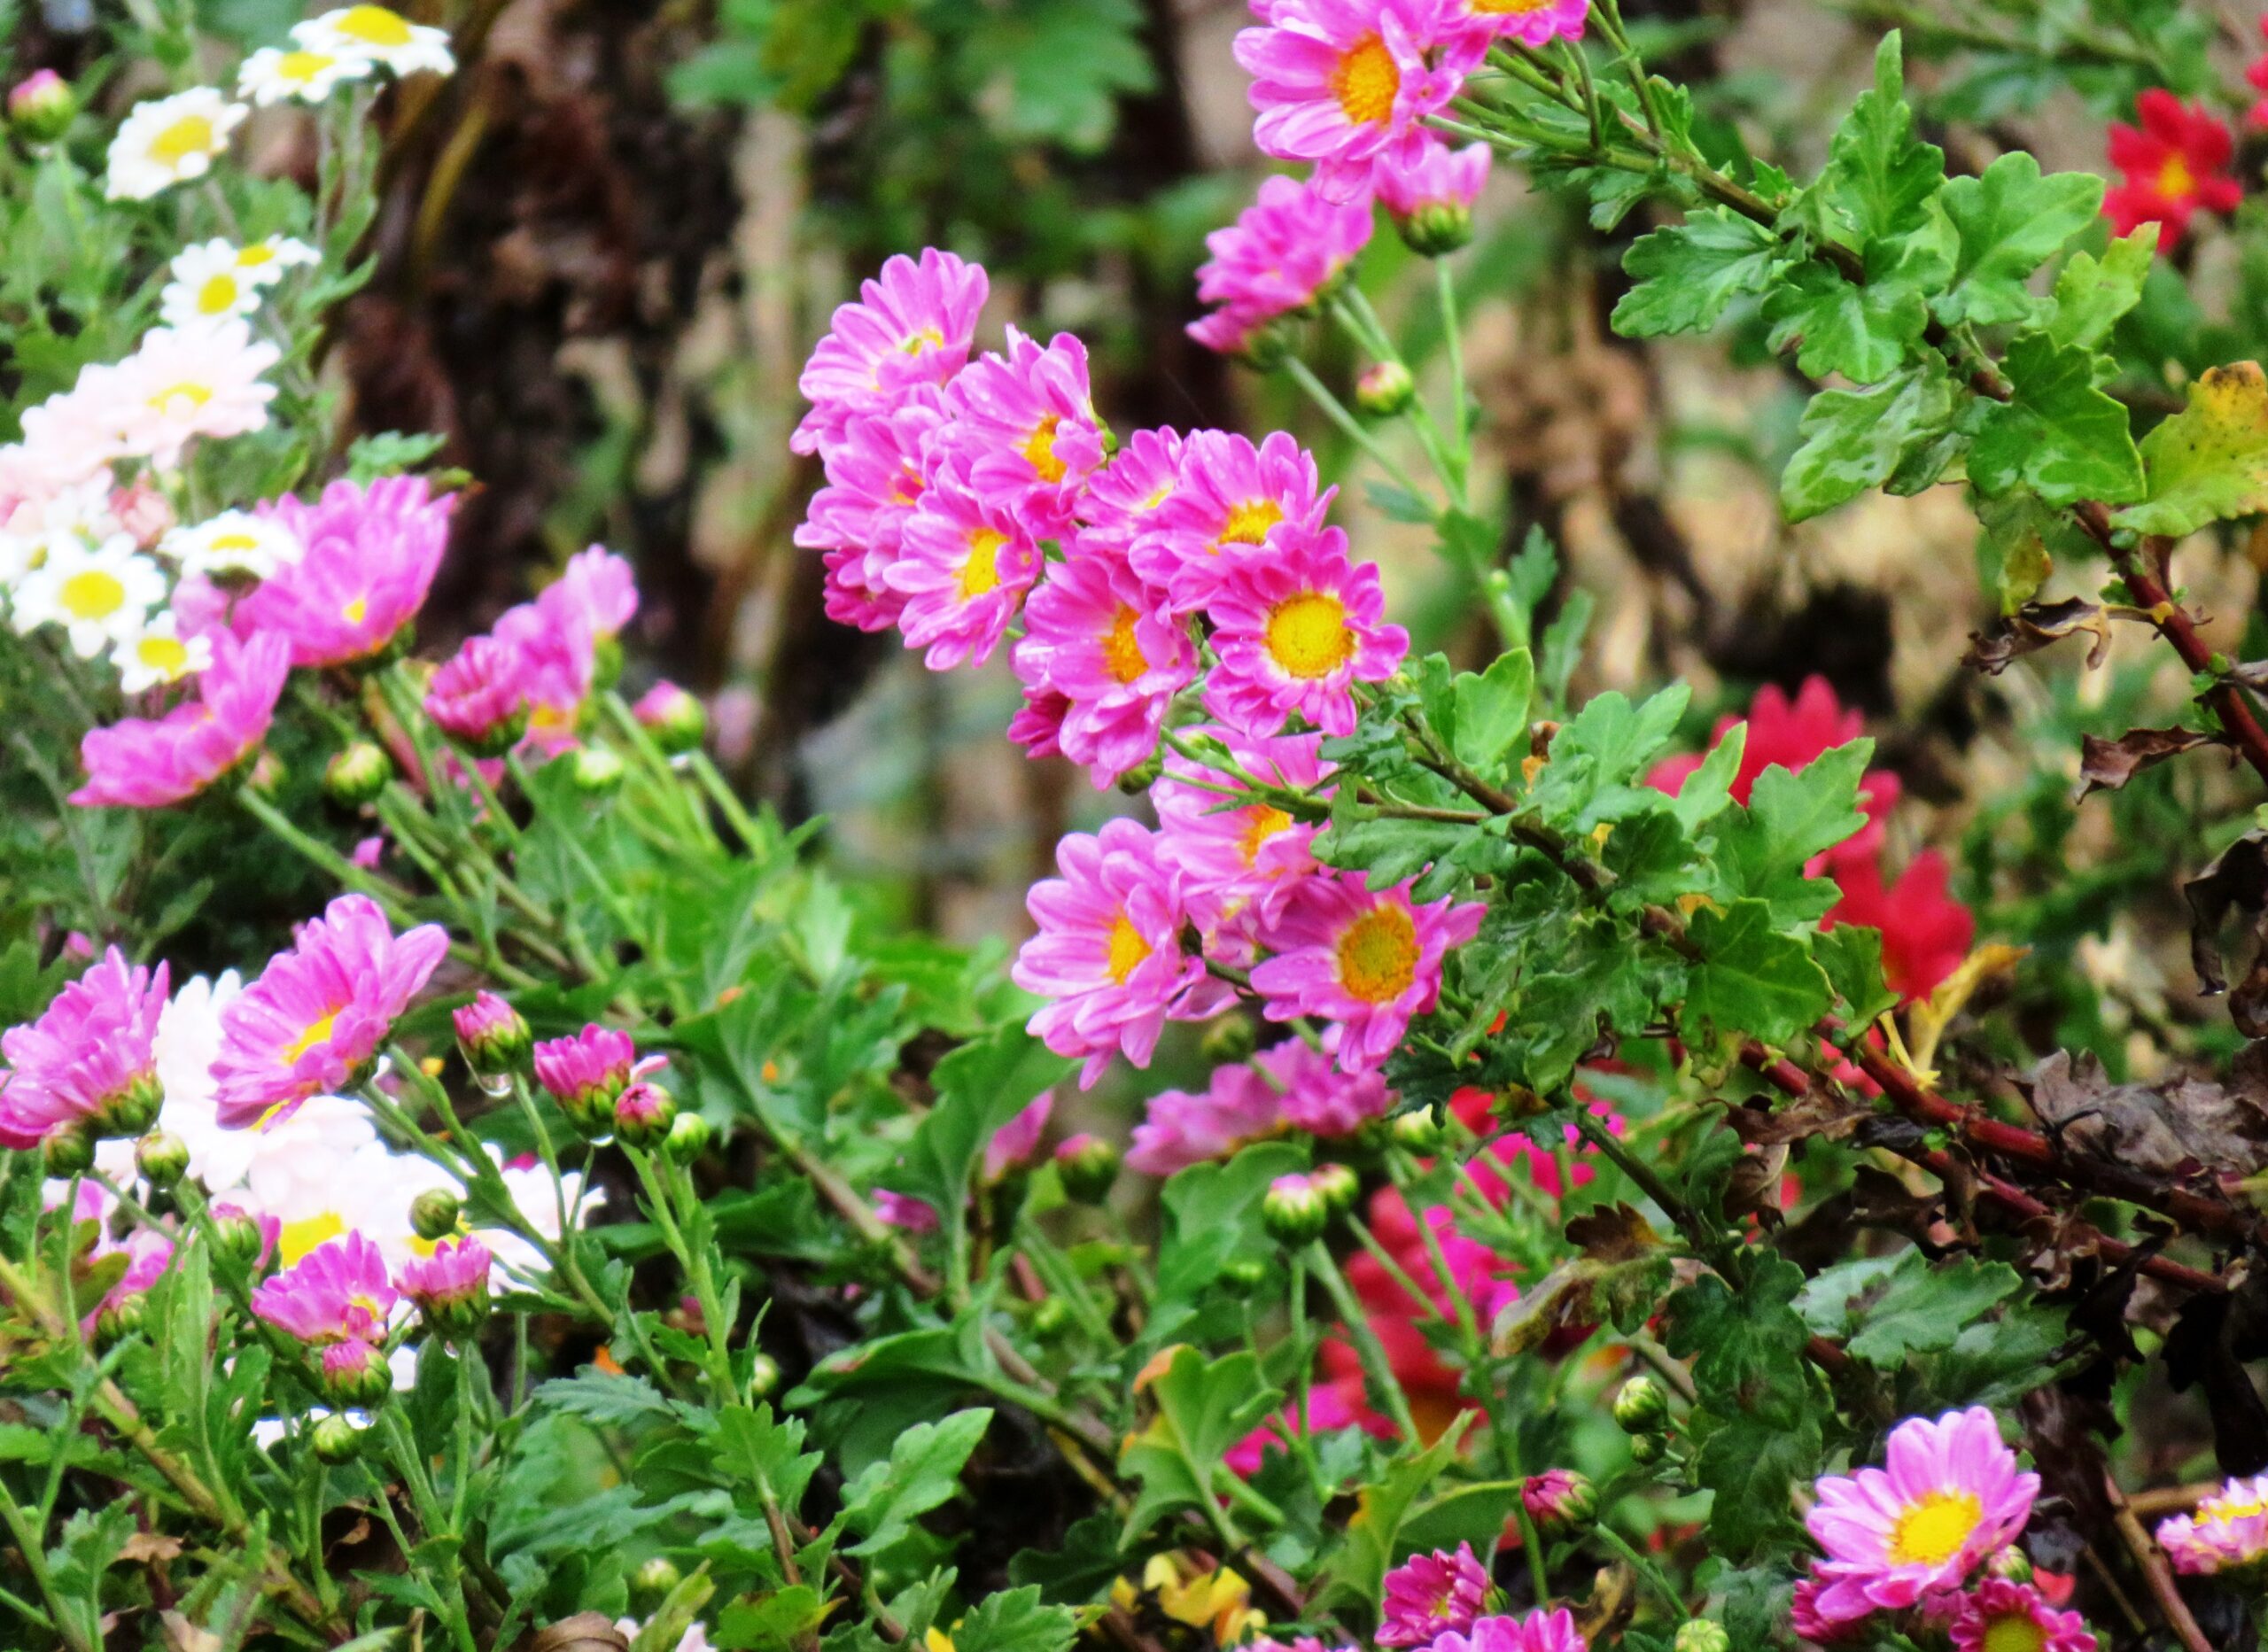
{"left": 1282, "top": 356, "right": 1433, "bottom": 506}
{"left": 1592, "top": 1522, "right": 1686, "bottom": 1617}
{"left": 1304, "top": 1241, "right": 1420, "bottom": 1446}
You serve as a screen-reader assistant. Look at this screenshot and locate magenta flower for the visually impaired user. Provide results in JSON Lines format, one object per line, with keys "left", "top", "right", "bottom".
{"left": 252, "top": 1230, "right": 399, "bottom": 1345}
{"left": 1249, "top": 873, "right": 1483, "bottom": 1070}
{"left": 1443, "top": 0, "right": 1586, "bottom": 50}
{"left": 543, "top": 546, "right": 638, "bottom": 645}
{"left": 1007, "top": 684, "right": 1072, "bottom": 760}
{"left": 1127, "top": 1062, "right": 1286, "bottom": 1175}
{"left": 1011, "top": 818, "right": 1230, "bottom": 1087}
{"left": 1790, "top": 1578, "right": 1862, "bottom": 1645}
{"left": 793, "top": 248, "right": 989, "bottom": 458}
{"left": 1189, "top": 176, "right": 1374, "bottom": 353}
{"left": 1946, "top": 1580, "right": 2095, "bottom": 1652}
{"left": 398, "top": 1235, "right": 493, "bottom": 1338}
{"left": 1012, "top": 549, "right": 1195, "bottom": 787}
{"left": 795, "top": 395, "right": 947, "bottom": 632}
{"left": 238, "top": 477, "right": 453, "bottom": 667}
{"left": 1374, "top": 136, "right": 1491, "bottom": 217}
{"left": 212, "top": 894, "right": 450, "bottom": 1129}
{"left": 1428, "top": 1611, "right": 1587, "bottom": 1652}
{"left": 947, "top": 329, "right": 1106, "bottom": 534}
{"left": 887, "top": 452, "right": 1041, "bottom": 670}
{"left": 1235, "top": 0, "right": 1463, "bottom": 198}
{"left": 1153, "top": 727, "right": 1332, "bottom": 942}
{"left": 1804, "top": 1408, "right": 2039, "bottom": 1626}
{"left": 532, "top": 1023, "right": 640, "bottom": 1119}
{"left": 0, "top": 948, "right": 169, "bottom": 1147}
{"left": 1256, "top": 1038, "right": 1392, "bottom": 1136}
{"left": 1203, "top": 529, "right": 1407, "bottom": 739}
{"left": 874, "top": 1189, "right": 942, "bottom": 1232}
{"left": 72, "top": 630, "right": 291, "bottom": 810}
{"left": 983, "top": 1093, "right": 1053, "bottom": 1182}
{"left": 1076, "top": 425, "right": 1185, "bottom": 554}
{"left": 1377, "top": 1543, "right": 1490, "bottom": 1647}
{"left": 1225, "top": 1378, "right": 1392, "bottom": 1477}
{"left": 1131, "top": 429, "right": 1333, "bottom": 613}
{"left": 2156, "top": 1474, "right": 2268, "bottom": 1576}
{"left": 424, "top": 633, "right": 531, "bottom": 751}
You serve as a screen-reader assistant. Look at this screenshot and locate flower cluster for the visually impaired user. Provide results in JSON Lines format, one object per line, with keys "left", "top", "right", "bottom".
{"left": 423, "top": 546, "right": 639, "bottom": 753}
{"left": 1371, "top": 1553, "right": 1588, "bottom": 1652}
{"left": 2155, "top": 1473, "right": 2268, "bottom": 1578}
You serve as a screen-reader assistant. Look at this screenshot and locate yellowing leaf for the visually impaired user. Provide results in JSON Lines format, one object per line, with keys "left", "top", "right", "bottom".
{"left": 2115, "top": 361, "right": 2268, "bottom": 536}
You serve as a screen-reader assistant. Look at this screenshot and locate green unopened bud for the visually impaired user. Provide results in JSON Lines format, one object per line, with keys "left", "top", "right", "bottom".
{"left": 612, "top": 1081, "right": 677, "bottom": 1149}
{"left": 318, "top": 1339, "right": 396, "bottom": 1409}
{"left": 135, "top": 1129, "right": 190, "bottom": 1191}
{"left": 1986, "top": 1546, "right": 2034, "bottom": 1586}
{"left": 410, "top": 1188, "right": 462, "bottom": 1243}
{"left": 1053, "top": 1133, "right": 1120, "bottom": 1204}
{"left": 1237, "top": 314, "right": 1302, "bottom": 371}
{"left": 100, "top": 1072, "right": 164, "bottom": 1138}
{"left": 632, "top": 1556, "right": 683, "bottom": 1609}
{"left": 1355, "top": 361, "right": 1416, "bottom": 418}
{"left": 1217, "top": 1256, "right": 1270, "bottom": 1297}
{"left": 1399, "top": 202, "right": 1473, "bottom": 257}
{"left": 1029, "top": 1297, "right": 1073, "bottom": 1338}
{"left": 1390, "top": 1106, "right": 1446, "bottom": 1153}
{"left": 1613, "top": 1374, "right": 1669, "bottom": 1434}
{"left": 1627, "top": 1430, "right": 1668, "bottom": 1466}
{"left": 323, "top": 741, "right": 392, "bottom": 808}
{"left": 311, "top": 1412, "right": 366, "bottom": 1465}
{"left": 214, "top": 1210, "right": 268, "bottom": 1265}
{"left": 571, "top": 745, "right": 626, "bottom": 795}
{"left": 8, "top": 71, "right": 76, "bottom": 143}
{"left": 1673, "top": 1622, "right": 1730, "bottom": 1652}
{"left": 748, "top": 1352, "right": 781, "bottom": 1400}
{"left": 246, "top": 748, "right": 288, "bottom": 798}
{"left": 1309, "top": 1161, "right": 1359, "bottom": 1216}
{"left": 664, "top": 1111, "right": 712, "bottom": 1164}
{"left": 95, "top": 1291, "right": 146, "bottom": 1346}
{"left": 1199, "top": 1015, "right": 1256, "bottom": 1065}
{"left": 1262, "top": 1173, "right": 1332, "bottom": 1246}
{"left": 43, "top": 1123, "right": 95, "bottom": 1178}
{"left": 1520, "top": 1468, "right": 1597, "bottom": 1532}
{"left": 633, "top": 681, "right": 706, "bottom": 755}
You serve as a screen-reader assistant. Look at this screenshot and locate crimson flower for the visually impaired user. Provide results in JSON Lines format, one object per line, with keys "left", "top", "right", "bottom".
{"left": 2104, "top": 89, "right": 2241, "bottom": 250}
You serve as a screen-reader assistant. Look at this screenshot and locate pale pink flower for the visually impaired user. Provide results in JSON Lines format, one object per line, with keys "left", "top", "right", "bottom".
{"left": 211, "top": 894, "right": 450, "bottom": 1128}
{"left": 237, "top": 477, "right": 453, "bottom": 667}
{"left": 72, "top": 631, "right": 291, "bottom": 810}
{"left": 1076, "top": 426, "right": 1185, "bottom": 554}
{"left": 543, "top": 546, "right": 638, "bottom": 644}
{"left": 1804, "top": 1408, "right": 2040, "bottom": 1625}
{"left": 945, "top": 329, "right": 1106, "bottom": 534}
{"left": 1011, "top": 548, "right": 1194, "bottom": 787}
{"left": 97, "top": 320, "right": 279, "bottom": 468}
{"left": 251, "top": 1229, "right": 398, "bottom": 1344}
{"left": 1202, "top": 528, "right": 1407, "bottom": 738}
{"left": 1377, "top": 1544, "right": 1489, "bottom": 1647}
{"left": 887, "top": 452, "right": 1040, "bottom": 670}
{"left": 2156, "top": 1474, "right": 2268, "bottom": 1576}
{"left": 795, "top": 394, "right": 946, "bottom": 632}
{"left": 1373, "top": 136, "right": 1492, "bottom": 217}
{"left": 1249, "top": 873, "right": 1483, "bottom": 1070}
{"left": 794, "top": 248, "right": 989, "bottom": 457}
{"left": 1189, "top": 176, "right": 1374, "bottom": 353}
{"left": 1011, "top": 818, "right": 1230, "bottom": 1087}
{"left": 1443, "top": 0, "right": 1587, "bottom": 50}
{"left": 0, "top": 949, "right": 169, "bottom": 1147}
{"left": 1131, "top": 429, "right": 1333, "bottom": 613}
{"left": 1946, "top": 1580, "right": 2095, "bottom": 1652}
{"left": 1235, "top": 0, "right": 1464, "bottom": 198}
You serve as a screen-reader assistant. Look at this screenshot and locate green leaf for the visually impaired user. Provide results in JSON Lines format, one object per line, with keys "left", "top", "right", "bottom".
{"left": 2112, "top": 361, "right": 2268, "bottom": 536}
{"left": 2046, "top": 228, "right": 2155, "bottom": 350}
{"left": 1666, "top": 1259, "right": 1814, "bottom": 1423}
{"left": 1313, "top": 1415, "right": 1474, "bottom": 1611}
{"left": 837, "top": 1408, "right": 993, "bottom": 1559}
{"left": 1526, "top": 683, "right": 1691, "bottom": 832}
{"left": 952, "top": 1585, "right": 1080, "bottom": 1652}
{"left": 1969, "top": 333, "right": 2144, "bottom": 506}
{"left": 1450, "top": 648, "right": 1534, "bottom": 775}
{"left": 534, "top": 1369, "right": 676, "bottom": 1427}
{"left": 1813, "top": 926, "right": 1899, "bottom": 1028}
{"left": 1711, "top": 741, "right": 1873, "bottom": 924}
{"left": 1781, "top": 362, "right": 1960, "bottom": 523}
{"left": 1761, "top": 255, "right": 1930, "bottom": 384}
{"left": 1612, "top": 208, "right": 1783, "bottom": 337}
{"left": 1800, "top": 1250, "right": 2023, "bottom": 1367}
{"left": 1692, "top": 1409, "right": 1821, "bottom": 1557}
{"left": 1805, "top": 33, "right": 1946, "bottom": 251}
{"left": 345, "top": 429, "right": 447, "bottom": 483}
{"left": 963, "top": 0, "right": 1156, "bottom": 153}
{"left": 716, "top": 1585, "right": 836, "bottom": 1652}
{"left": 1682, "top": 899, "right": 1832, "bottom": 1045}
{"left": 1937, "top": 151, "right": 2103, "bottom": 327}
{"left": 1669, "top": 725, "right": 1747, "bottom": 831}
{"left": 1117, "top": 1346, "right": 1282, "bottom": 1539}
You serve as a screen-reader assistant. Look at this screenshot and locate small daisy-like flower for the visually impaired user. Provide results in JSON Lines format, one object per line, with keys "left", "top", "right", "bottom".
{"left": 947, "top": 328, "right": 1107, "bottom": 535}
{"left": 104, "top": 321, "right": 281, "bottom": 469}
{"left": 233, "top": 235, "right": 322, "bottom": 282}
{"left": 1946, "top": 1579, "right": 2097, "bottom": 1652}
{"left": 1249, "top": 873, "right": 1484, "bottom": 1070}
{"left": 159, "top": 508, "right": 306, "bottom": 581}
{"left": 2156, "top": 1473, "right": 2268, "bottom": 1576}
{"left": 1189, "top": 176, "right": 1375, "bottom": 355}
{"left": 1374, "top": 136, "right": 1492, "bottom": 252}
{"left": 292, "top": 6, "right": 456, "bottom": 78}
{"left": 1443, "top": 0, "right": 1587, "bottom": 50}
{"left": 793, "top": 248, "right": 990, "bottom": 458}
{"left": 794, "top": 393, "right": 946, "bottom": 633}
{"left": 1378, "top": 1544, "right": 1490, "bottom": 1648}
{"left": 251, "top": 1229, "right": 400, "bottom": 1344}
{"left": 1011, "top": 818, "right": 1231, "bottom": 1087}
{"left": 105, "top": 87, "right": 248, "bottom": 201}
{"left": 0, "top": 949, "right": 170, "bottom": 1149}
{"left": 2105, "top": 89, "right": 2241, "bottom": 251}
{"left": 115, "top": 609, "right": 214, "bottom": 694}
{"left": 886, "top": 453, "right": 1042, "bottom": 671}
{"left": 1804, "top": 1408, "right": 2040, "bottom": 1625}
{"left": 1235, "top": 0, "right": 1464, "bottom": 198}
{"left": 237, "top": 43, "right": 372, "bottom": 105}
{"left": 1153, "top": 726, "right": 1332, "bottom": 941}
{"left": 1010, "top": 547, "right": 1195, "bottom": 788}
{"left": 1075, "top": 426, "right": 1185, "bottom": 554}
{"left": 73, "top": 632, "right": 291, "bottom": 810}
{"left": 1132, "top": 428, "right": 1332, "bottom": 613}
{"left": 11, "top": 531, "right": 165, "bottom": 659}
{"left": 158, "top": 238, "right": 313, "bottom": 329}
{"left": 1203, "top": 527, "right": 1408, "bottom": 739}
{"left": 237, "top": 476, "right": 454, "bottom": 667}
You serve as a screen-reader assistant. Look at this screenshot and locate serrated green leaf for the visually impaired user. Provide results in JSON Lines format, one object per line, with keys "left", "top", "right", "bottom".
{"left": 1814, "top": 925, "right": 1900, "bottom": 1028}
{"left": 1612, "top": 208, "right": 1783, "bottom": 337}
{"left": 1782, "top": 362, "right": 1960, "bottom": 523}
{"left": 1693, "top": 1409, "right": 1821, "bottom": 1557}
{"left": 716, "top": 1584, "right": 836, "bottom": 1652}
{"left": 1969, "top": 333, "right": 2144, "bottom": 506}
{"left": 1937, "top": 151, "right": 2103, "bottom": 327}
{"left": 1526, "top": 683, "right": 1691, "bottom": 833}
{"left": 2046, "top": 228, "right": 2155, "bottom": 350}
{"left": 1669, "top": 724, "right": 1747, "bottom": 831}
{"left": 1806, "top": 32, "right": 1946, "bottom": 251}
{"left": 1313, "top": 1415, "right": 1473, "bottom": 1611}
{"left": 838, "top": 1408, "right": 993, "bottom": 1559}
{"left": 1844, "top": 1255, "right": 2022, "bottom": 1366}
{"left": 952, "top": 1585, "right": 1079, "bottom": 1652}
{"left": 1682, "top": 899, "right": 1832, "bottom": 1045}
{"left": 1761, "top": 254, "right": 1930, "bottom": 384}
{"left": 2112, "top": 361, "right": 2268, "bottom": 536}
{"left": 965, "top": 0, "right": 1155, "bottom": 153}
{"left": 1450, "top": 648, "right": 1534, "bottom": 775}
{"left": 1711, "top": 741, "right": 1873, "bottom": 925}
{"left": 1117, "top": 1346, "right": 1282, "bottom": 1539}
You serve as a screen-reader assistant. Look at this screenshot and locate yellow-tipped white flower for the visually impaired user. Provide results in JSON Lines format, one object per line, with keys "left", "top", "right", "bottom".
{"left": 237, "top": 43, "right": 372, "bottom": 105}
{"left": 159, "top": 509, "right": 304, "bottom": 581}
{"left": 291, "top": 6, "right": 455, "bottom": 78}
{"left": 11, "top": 532, "right": 166, "bottom": 659}
{"left": 105, "top": 88, "right": 248, "bottom": 201}
{"left": 115, "top": 609, "right": 214, "bottom": 694}
{"left": 158, "top": 239, "right": 318, "bottom": 329}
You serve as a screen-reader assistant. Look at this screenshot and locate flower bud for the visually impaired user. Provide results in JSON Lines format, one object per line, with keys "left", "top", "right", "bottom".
{"left": 1390, "top": 1106, "right": 1446, "bottom": 1153}
{"left": 1355, "top": 361, "right": 1416, "bottom": 418}
{"left": 1238, "top": 314, "right": 1302, "bottom": 371}
{"left": 1986, "top": 1547, "right": 2034, "bottom": 1586}
{"left": 1520, "top": 1469, "right": 1596, "bottom": 1532}
{"left": 1029, "top": 1297, "right": 1073, "bottom": 1338}
{"left": 453, "top": 991, "right": 532, "bottom": 1082}
{"left": 1199, "top": 1014, "right": 1257, "bottom": 1065}
{"left": 664, "top": 1111, "right": 712, "bottom": 1164}
{"left": 323, "top": 741, "right": 392, "bottom": 808}
{"left": 1613, "top": 1375, "right": 1669, "bottom": 1434}
{"left": 214, "top": 1209, "right": 268, "bottom": 1265}
{"left": 95, "top": 1291, "right": 147, "bottom": 1346}
{"left": 1054, "top": 1133, "right": 1120, "bottom": 1204}
{"left": 571, "top": 745, "right": 626, "bottom": 795}
{"left": 311, "top": 1412, "right": 366, "bottom": 1464}
{"left": 1399, "top": 201, "right": 1473, "bottom": 258}
{"left": 1627, "top": 1430, "right": 1667, "bottom": 1466}
{"left": 633, "top": 680, "right": 706, "bottom": 756}
{"left": 1309, "top": 1161, "right": 1359, "bottom": 1216}
{"left": 9, "top": 70, "right": 74, "bottom": 141}
{"left": 748, "top": 1351, "right": 781, "bottom": 1400}
{"left": 136, "top": 1129, "right": 190, "bottom": 1191}
{"left": 1262, "top": 1173, "right": 1331, "bottom": 1246}
{"left": 43, "top": 1123, "right": 94, "bottom": 1177}
{"left": 410, "top": 1188, "right": 463, "bottom": 1243}
{"left": 632, "top": 1556, "right": 683, "bottom": 1609}
{"left": 402, "top": 1237, "right": 492, "bottom": 1342}
{"left": 1217, "top": 1256, "right": 1270, "bottom": 1296}
{"left": 246, "top": 748, "right": 288, "bottom": 798}
{"left": 612, "top": 1081, "right": 677, "bottom": 1149}
{"left": 1673, "top": 1623, "right": 1730, "bottom": 1652}
{"left": 319, "top": 1338, "right": 396, "bottom": 1409}
{"left": 101, "top": 1072, "right": 164, "bottom": 1139}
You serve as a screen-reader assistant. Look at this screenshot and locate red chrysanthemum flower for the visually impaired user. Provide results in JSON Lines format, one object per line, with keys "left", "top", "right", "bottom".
{"left": 2103, "top": 89, "right": 2241, "bottom": 250}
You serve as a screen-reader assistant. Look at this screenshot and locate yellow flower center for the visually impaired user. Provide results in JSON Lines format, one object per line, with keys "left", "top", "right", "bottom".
{"left": 1335, "top": 904, "right": 1419, "bottom": 1003}
{"left": 1238, "top": 803, "right": 1293, "bottom": 866}
{"left": 281, "top": 1012, "right": 339, "bottom": 1064}
{"left": 1981, "top": 1617, "right": 2047, "bottom": 1652}
{"left": 1262, "top": 590, "right": 1354, "bottom": 679}
{"left": 2206, "top": 1488, "right": 2268, "bottom": 1524}
{"left": 278, "top": 50, "right": 335, "bottom": 83}
{"left": 1022, "top": 414, "right": 1068, "bottom": 484}
{"left": 1217, "top": 499, "right": 1284, "bottom": 550}
{"left": 60, "top": 570, "right": 126, "bottom": 620}
{"left": 1886, "top": 1490, "right": 1983, "bottom": 1567}
{"left": 1471, "top": 0, "right": 1553, "bottom": 12}
{"left": 278, "top": 1210, "right": 345, "bottom": 1267}
{"left": 1101, "top": 604, "right": 1147, "bottom": 684}
{"left": 149, "top": 381, "right": 214, "bottom": 415}
{"left": 1105, "top": 911, "right": 1151, "bottom": 984}
{"left": 338, "top": 4, "right": 415, "bottom": 46}
{"left": 960, "top": 528, "right": 1007, "bottom": 600}
{"left": 197, "top": 274, "right": 241, "bottom": 314}
{"left": 237, "top": 244, "right": 278, "bottom": 268}
{"left": 2160, "top": 155, "right": 2196, "bottom": 198}
{"left": 136, "top": 635, "right": 191, "bottom": 676}
{"left": 898, "top": 325, "right": 945, "bottom": 355}
{"left": 343, "top": 596, "right": 369, "bottom": 625}
{"left": 150, "top": 114, "right": 216, "bottom": 165}
{"left": 209, "top": 531, "right": 260, "bottom": 554}
{"left": 1330, "top": 35, "right": 1400, "bottom": 127}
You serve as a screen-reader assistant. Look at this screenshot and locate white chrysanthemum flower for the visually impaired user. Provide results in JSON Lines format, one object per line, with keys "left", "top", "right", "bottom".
{"left": 11, "top": 531, "right": 165, "bottom": 658}
{"left": 291, "top": 6, "right": 455, "bottom": 78}
{"left": 105, "top": 87, "right": 248, "bottom": 201}
{"left": 105, "top": 321, "right": 280, "bottom": 469}
{"left": 159, "top": 508, "right": 304, "bottom": 580}
{"left": 160, "top": 241, "right": 274, "bottom": 328}
{"left": 114, "top": 609, "right": 214, "bottom": 694}
{"left": 237, "top": 43, "right": 372, "bottom": 105}
{"left": 231, "top": 235, "right": 321, "bottom": 283}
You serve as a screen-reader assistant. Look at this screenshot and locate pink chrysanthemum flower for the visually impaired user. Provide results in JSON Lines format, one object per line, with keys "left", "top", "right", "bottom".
{"left": 425, "top": 633, "right": 531, "bottom": 751}
{"left": 532, "top": 1023, "right": 641, "bottom": 1116}
{"left": 1256, "top": 1038, "right": 1392, "bottom": 1135}
{"left": 1236, "top": 0, "right": 1464, "bottom": 198}
{"left": 1189, "top": 176, "right": 1374, "bottom": 353}
{"left": 0, "top": 949, "right": 170, "bottom": 1147}
{"left": 1946, "top": 1579, "right": 2097, "bottom": 1652}
{"left": 251, "top": 1230, "right": 399, "bottom": 1344}
{"left": 1128, "top": 1061, "right": 1288, "bottom": 1175}
{"left": 238, "top": 477, "right": 453, "bottom": 667}
{"left": 1131, "top": 429, "right": 1333, "bottom": 613}
{"left": 947, "top": 329, "right": 1107, "bottom": 534}
{"left": 1249, "top": 873, "right": 1483, "bottom": 1071}
{"left": 72, "top": 631, "right": 291, "bottom": 810}
{"left": 1154, "top": 728, "right": 1332, "bottom": 942}
{"left": 1374, "top": 136, "right": 1492, "bottom": 217}
{"left": 1429, "top": 1610, "right": 1588, "bottom": 1652}
{"left": 793, "top": 248, "right": 989, "bottom": 458}
{"left": 1204, "top": 528, "right": 1408, "bottom": 739}
{"left": 211, "top": 894, "right": 450, "bottom": 1130}
{"left": 1790, "top": 1577, "right": 1864, "bottom": 1645}
{"left": 1377, "top": 1544, "right": 1490, "bottom": 1647}
{"left": 1443, "top": 0, "right": 1587, "bottom": 50}
{"left": 543, "top": 545, "right": 638, "bottom": 645}
{"left": 398, "top": 1235, "right": 493, "bottom": 1337}
{"left": 887, "top": 453, "right": 1041, "bottom": 670}
{"left": 983, "top": 1093, "right": 1053, "bottom": 1182}
{"left": 1011, "top": 818, "right": 1231, "bottom": 1087}
{"left": 1076, "top": 426, "right": 1186, "bottom": 554}
{"left": 796, "top": 396, "right": 947, "bottom": 632}
{"left": 1804, "top": 1408, "right": 2040, "bottom": 1625}
{"left": 2156, "top": 1473, "right": 2268, "bottom": 1576}
{"left": 1011, "top": 549, "right": 1195, "bottom": 787}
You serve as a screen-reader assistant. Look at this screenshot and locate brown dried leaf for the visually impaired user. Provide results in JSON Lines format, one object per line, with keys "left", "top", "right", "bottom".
{"left": 2077, "top": 727, "right": 2222, "bottom": 800}
{"left": 159, "top": 1613, "right": 221, "bottom": 1652}
{"left": 2186, "top": 829, "right": 2268, "bottom": 995}
{"left": 120, "top": 1532, "right": 183, "bottom": 1563}
{"left": 1564, "top": 1202, "right": 1660, "bottom": 1261}
{"left": 1726, "top": 1089, "right": 1868, "bottom": 1146}
{"left": 2023, "top": 1048, "right": 2268, "bottom": 1180}
{"left": 1964, "top": 597, "right": 2113, "bottom": 674}
{"left": 528, "top": 1617, "right": 631, "bottom": 1652}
